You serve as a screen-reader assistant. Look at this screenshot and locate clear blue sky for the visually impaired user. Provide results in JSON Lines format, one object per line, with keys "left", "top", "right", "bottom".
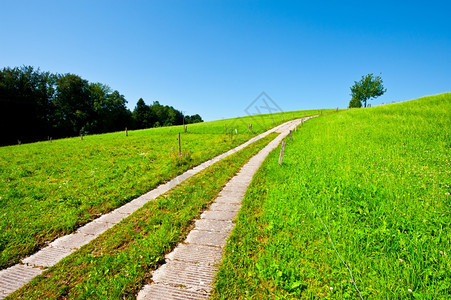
{"left": 1, "top": 0, "right": 450, "bottom": 121}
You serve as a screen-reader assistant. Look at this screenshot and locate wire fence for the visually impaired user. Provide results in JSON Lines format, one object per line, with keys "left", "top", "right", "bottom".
{"left": 296, "top": 166, "right": 364, "bottom": 299}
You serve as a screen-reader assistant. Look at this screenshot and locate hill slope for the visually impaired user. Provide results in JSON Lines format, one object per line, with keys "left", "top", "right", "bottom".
{"left": 213, "top": 93, "right": 451, "bottom": 298}
{"left": 0, "top": 109, "right": 325, "bottom": 270}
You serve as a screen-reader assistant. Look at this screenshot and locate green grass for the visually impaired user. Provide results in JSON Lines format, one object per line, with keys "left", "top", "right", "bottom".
{"left": 212, "top": 93, "right": 451, "bottom": 299}
{"left": 9, "top": 132, "right": 278, "bottom": 299}
{"left": 0, "top": 109, "right": 325, "bottom": 270}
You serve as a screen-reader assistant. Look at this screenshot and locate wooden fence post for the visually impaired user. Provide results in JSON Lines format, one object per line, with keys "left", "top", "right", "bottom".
{"left": 125, "top": 127, "right": 128, "bottom": 136}
{"left": 289, "top": 130, "right": 292, "bottom": 141}
{"left": 278, "top": 141, "right": 286, "bottom": 165}
{"left": 178, "top": 132, "right": 181, "bottom": 156}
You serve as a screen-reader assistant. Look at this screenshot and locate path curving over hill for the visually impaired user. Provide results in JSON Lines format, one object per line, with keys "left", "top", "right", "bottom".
{"left": 0, "top": 117, "right": 315, "bottom": 299}
{"left": 137, "top": 117, "right": 315, "bottom": 299}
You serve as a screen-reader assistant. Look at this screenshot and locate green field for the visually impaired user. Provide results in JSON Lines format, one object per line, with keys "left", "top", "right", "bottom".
{"left": 0, "top": 109, "right": 323, "bottom": 270}
{"left": 212, "top": 94, "right": 450, "bottom": 298}
{"left": 9, "top": 132, "right": 278, "bottom": 299}
{"left": 3, "top": 92, "right": 449, "bottom": 299}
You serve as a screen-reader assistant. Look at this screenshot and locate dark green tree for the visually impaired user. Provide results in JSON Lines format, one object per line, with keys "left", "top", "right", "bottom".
{"left": 89, "top": 83, "right": 130, "bottom": 132}
{"left": 348, "top": 97, "right": 362, "bottom": 108}
{"left": 350, "top": 73, "right": 386, "bottom": 108}
{"left": 132, "top": 98, "right": 153, "bottom": 129}
{"left": 53, "top": 74, "right": 92, "bottom": 136}
{"left": 185, "top": 114, "right": 203, "bottom": 124}
{"left": 88, "top": 82, "right": 110, "bottom": 132}
{"left": 0, "top": 66, "right": 56, "bottom": 144}
{"left": 105, "top": 90, "right": 131, "bottom": 131}
{"left": 150, "top": 101, "right": 168, "bottom": 126}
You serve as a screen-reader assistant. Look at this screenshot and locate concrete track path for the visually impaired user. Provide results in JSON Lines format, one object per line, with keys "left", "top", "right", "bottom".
{"left": 0, "top": 118, "right": 312, "bottom": 299}
{"left": 137, "top": 116, "right": 315, "bottom": 300}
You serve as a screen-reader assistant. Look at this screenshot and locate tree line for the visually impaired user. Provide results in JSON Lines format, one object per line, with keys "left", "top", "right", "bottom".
{"left": 0, "top": 66, "right": 203, "bottom": 146}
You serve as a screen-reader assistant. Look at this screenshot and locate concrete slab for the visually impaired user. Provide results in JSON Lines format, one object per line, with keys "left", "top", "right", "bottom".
{"left": 221, "top": 186, "right": 248, "bottom": 194}
{"left": 113, "top": 201, "right": 142, "bottom": 215}
{"left": 226, "top": 177, "right": 251, "bottom": 185}
{"left": 208, "top": 202, "right": 241, "bottom": 212}
{"left": 214, "top": 195, "right": 241, "bottom": 204}
{"left": 200, "top": 210, "right": 238, "bottom": 221}
{"left": 165, "top": 179, "right": 180, "bottom": 190}
{"left": 0, "top": 264, "right": 43, "bottom": 298}
{"left": 76, "top": 220, "right": 113, "bottom": 236}
{"left": 22, "top": 246, "right": 72, "bottom": 268}
{"left": 166, "top": 244, "right": 223, "bottom": 264}
{"left": 221, "top": 183, "right": 247, "bottom": 191}
{"left": 223, "top": 185, "right": 250, "bottom": 193}
{"left": 194, "top": 219, "right": 235, "bottom": 233}
{"left": 137, "top": 283, "right": 209, "bottom": 300}
{"left": 141, "top": 189, "right": 163, "bottom": 201}
{"left": 152, "top": 185, "right": 170, "bottom": 196}
{"left": 0, "top": 290, "right": 7, "bottom": 299}
{"left": 49, "top": 232, "right": 97, "bottom": 250}
{"left": 93, "top": 211, "right": 127, "bottom": 224}
{"left": 185, "top": 230, "right": 229, "bottom": 247}
{"left": 152, "top": 260, "right": 217, "bottom": 291}
{"left": 129, "top": 195, "right": 151, "bottom": 207}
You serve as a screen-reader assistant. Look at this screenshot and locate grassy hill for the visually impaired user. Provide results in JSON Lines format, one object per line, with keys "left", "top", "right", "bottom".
{"left": 213, "top": 93, "right": 451, "bottom": 298}
{"left": 0, "top": 109, "right": 324, "bottom": 270}
{"left": 4, "top": 92, "right": 450, "bottom": 298}
{"left": 10, "top": 132, "right": 279, "bottom": 299}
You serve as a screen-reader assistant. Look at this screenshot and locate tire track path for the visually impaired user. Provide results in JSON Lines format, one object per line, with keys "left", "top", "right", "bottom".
{"left": 137, "top": 116, "right": 315, "bottom": 299}
{"left": 0, "top": 118, "right": 310, "bottom": 299}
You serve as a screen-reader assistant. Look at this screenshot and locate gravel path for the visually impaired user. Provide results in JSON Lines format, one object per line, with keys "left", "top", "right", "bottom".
{"left": 137, "top": 117, "right": 315, "bottom": 299}
{"left": 0, "top": 118, "right": 311, "bottom": 299}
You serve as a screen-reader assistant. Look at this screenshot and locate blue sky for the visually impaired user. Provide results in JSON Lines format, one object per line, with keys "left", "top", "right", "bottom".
{"left": 1, "top": 0, "right": 450, "bottom": 121}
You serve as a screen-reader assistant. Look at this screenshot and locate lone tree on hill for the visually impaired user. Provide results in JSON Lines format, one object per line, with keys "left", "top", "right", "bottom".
{"left": 349, "top": 73, "right": 386, "bottom": 108}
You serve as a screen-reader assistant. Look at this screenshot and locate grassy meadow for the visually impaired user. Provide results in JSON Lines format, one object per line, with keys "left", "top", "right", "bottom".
{"left": 0, "top": 109, "right": 324, "bottom": 270}
{"left": 213, "top": 93, "right": 450, "bottom": 298}
{"left": 9, "top": 132, "right": 278, "bottom": 299}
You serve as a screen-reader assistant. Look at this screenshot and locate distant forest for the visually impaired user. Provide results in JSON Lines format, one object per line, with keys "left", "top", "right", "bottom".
{"left": 0, "top": 66, "right": 203, "bottom": 146}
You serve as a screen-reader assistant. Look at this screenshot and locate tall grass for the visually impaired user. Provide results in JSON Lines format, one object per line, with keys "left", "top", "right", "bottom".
{"left": 213, "top": 93, "right": 450, "bottom": 298}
